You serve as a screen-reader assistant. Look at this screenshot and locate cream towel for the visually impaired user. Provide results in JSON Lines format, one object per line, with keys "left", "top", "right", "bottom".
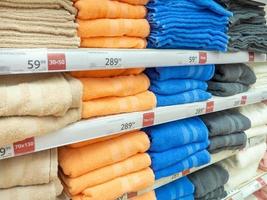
{"left": 249, "top": 63, "right": 267, "bottom": 74}
{"left": 0, "top": 108, "right": 81, "bottom": 146}
{"left": 245, "top": 125, "right": 267, "bottom": 138}
{"left": 0, "top": 178, "right": 63, "bottom": 200}
{"left": 0, "top": 73, "right": 82, "bottom": 117}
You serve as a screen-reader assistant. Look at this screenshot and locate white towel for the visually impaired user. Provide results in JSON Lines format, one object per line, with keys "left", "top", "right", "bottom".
{"left": 245, "top": 125, "right": 267, "bottom": 138}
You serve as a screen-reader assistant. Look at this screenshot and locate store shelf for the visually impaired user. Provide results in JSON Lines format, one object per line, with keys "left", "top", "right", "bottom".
{"left": 223, "top": 171, "right": 267, "bottom": 200}
{"left": 0, "top": 49, "right": 265, "bottom": 74}
{"left": 0, "top": 88, "right": 267, "bottom": 160}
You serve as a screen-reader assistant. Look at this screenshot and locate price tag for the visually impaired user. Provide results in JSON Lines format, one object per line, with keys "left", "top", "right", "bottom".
{"left": 249, "top": 52, "right": 255, "bottom": 62}
{"left": 257, "top": 177, "right": 267, "bottom": 187}
{"left": 121, "top": 122, "right": 136, "bottom": 131}
{"left": 48, "top": 53, "right": 66, "bottom": 70}
{"left": 105, "top": 57, "right": 122, "bottom": 68}
{"left": 195, "top": 107, "right": 205, "bottom": 115}
{"left": 127, "top": 192, "right": 138, "bottom": 199}
{"left": 241, "top": 96, "right": 247, "bottom": 105}
{"left": 13, "top": 137, "right": 35, "bottom": 156}
{"left": 0, "top": 144, "right": 13, "bottom": 159}
{"left": 199, "top": 52, "right": 207, "bottom": 64}
{"left": 171, "top": 173, "right": 181, "bottom": 181}
{"left": 143, "top": 112, "right": 155, "bottom": 127}
{"left": 206, "top": 101, "right": 214, "bottom": 113}
{"left": 182, "top": 169, "right": 191, "bottom": 176}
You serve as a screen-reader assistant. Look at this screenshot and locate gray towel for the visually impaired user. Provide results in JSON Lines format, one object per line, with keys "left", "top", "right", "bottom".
{"left": 200, "top": 110, "right": 251, "bottom": 137}
{"left": 188, "top": 164, "right": 229, "bottom": 199}
{"left": 195, "top": 186, "right": 228, "bottom": 200}
{"left": 208, "top": 81, "right": 249, "bottom": 96}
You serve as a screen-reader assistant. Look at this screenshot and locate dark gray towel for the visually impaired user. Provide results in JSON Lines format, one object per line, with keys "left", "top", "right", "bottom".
{"left": 195, "top": 186, "right": 228, "bottom": 200}
{"left": 188, "top": 164, "right": 229, "bottom": 199}
{"left": 209, "top": 132, "right": 247, "bottom": 153}
{"left": 200, "top": 110, "right": 251, "bottom": 137}
{"left": 208, "top": 81, "right": 249, "bottom": 96}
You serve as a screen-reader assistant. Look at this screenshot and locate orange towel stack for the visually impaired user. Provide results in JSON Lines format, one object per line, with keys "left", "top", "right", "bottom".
{"left": 70, "top": 69, "right": 156, "bottom": 119}
{"left": 73, "top": 0, "right": 150, "bottom": 48}
{"left": 59, "top": 131, "right": 155, "bottom": 200}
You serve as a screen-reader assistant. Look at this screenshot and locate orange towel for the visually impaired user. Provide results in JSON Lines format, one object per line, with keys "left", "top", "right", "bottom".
{"left": 59, "top": 131, "right": 150, "bottom": 178}
{"left": 132, "top": 191, "right": 157, "bottom": 200}
{"left": 72, "top": 168, "right": 155, "bottom": 200}
{"left": 70, "top": 68, "right": 145, "bottom": 78}
{"left": 75, "top": 0, "right": 147, "bottom": 20}
{"left": 82, "top": 91, "right": 156, "bottom": 118}
{"left": 80, "top": 74, "right": 150, "bottom": 101}
{"left": 60, "top": 153, "right": 151, "bottom": 195}
{"left": 77, "top": 19, "right": 150, "bottom": 38}
{"left": 80, "top": 36, "right": 147, "bottom": 48}
{"left": 115, "top": 0, "right": 149, "bottom": 5}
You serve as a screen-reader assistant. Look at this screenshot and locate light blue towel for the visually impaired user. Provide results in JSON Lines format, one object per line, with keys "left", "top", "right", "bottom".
{"left": 146, "top": 65, "right": 215, "bottom": 81}
{"left": 155, "top": 150, "right": 211, "bottom": 179}
{"left": 155, "top": 176, "right": 195, "bottom": 200}
{"left": 150, "top": 141, "right": 209, "bottom": 171}
{"left": 155, "top": 89, "right": 212, "bottom": 107}
{"left": 145, "top": 117, "right": 209, "bottom": 152}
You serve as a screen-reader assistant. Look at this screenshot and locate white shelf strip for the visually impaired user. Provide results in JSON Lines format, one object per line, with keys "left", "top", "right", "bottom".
{"left": 0, "top": 49, "right": 265, "bottom": 74}
{"left": 0, "top": 88, "right": 267, "bottom": 160}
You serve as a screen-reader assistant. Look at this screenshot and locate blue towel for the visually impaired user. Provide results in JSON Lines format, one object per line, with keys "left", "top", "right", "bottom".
{"left": 155, "top": 89, "right": 212, "bottom": 107}
{"left": 145, "top": 117, "right": 209, "bottom": 152}
{"left": 146, "top": 65, "right": 215, "bottom": 81}
{"left": 150, "top": 79, "right": 208, "bottom": 95}
{"left": 155, "top": 177, "right": 195, "bottom": 200}
{"left": 155, "top": 150, "right": 211, "bottom": 179}
{"left": 150, "top": 141, "right": 209, "bottom": 171}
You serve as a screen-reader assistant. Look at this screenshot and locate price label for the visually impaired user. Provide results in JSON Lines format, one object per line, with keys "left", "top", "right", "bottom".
{"left": 199, "top": 52, "right": 207, "bottom": 64}
{"left": 13, "top": 137, "right": 35, "bottom": 156}
{"left": 105, "top": 57, "right": 122, "bottom": 68}
{"left": 257, "top": 177, "right": 267, "bottom": 187}
{"left": 0, "top": 145, "right": 13, "bottom": 159}
{"left": 121, "top": 122, "right": 136, "bottom": 131}
{"left": 171, "top": 173, "right": 181, "bottom": 181}
{"left": 188, "top": 55, "right": 198, "bottom": 64}
{"left": 206, "top": 101, "right": 214, "bottom": 113}
{"left": 195, "top": 107, "right": 205, "bottom": 115}
{"left": 143, "top": 112, "right": 155, "bottom": 127}
{"left": 48, "top": 53, "right": 66, "bottom": 70}
{"left": 240, "top": 96, "right": 247, "bottom": 105}
{"left": 127, "top": 192, "right": 138, "bottom": 198}
{"left": 249, "top": 52, "right": 255, "bottom": 62}
{"left": 182, "top": 169, "right": 191, "bottom": 176}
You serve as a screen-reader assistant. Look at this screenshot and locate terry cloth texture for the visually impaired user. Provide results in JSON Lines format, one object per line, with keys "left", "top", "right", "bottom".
{"left": 147, "top": 0, "right": 232, "bottom": 51}
{"left": 208, "top": 63, "right": 256, "bottom": 96}
{"left": 249, "top": 63, "right": 267, "bottom": 89}
{"left": 0, "top": 0, "right": 79, "bottom": 48}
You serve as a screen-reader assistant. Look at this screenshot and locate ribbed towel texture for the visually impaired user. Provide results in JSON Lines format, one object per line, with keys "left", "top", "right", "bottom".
{"left": 147, "top": 0, "right": 232, "bottom": 50}
{"left": 146, "top": 65, "right": 214, "bottom": 106}
{"left": 208, "top": 63, "right": 256, "bottom": 97}
{"left": 0, "top": 0, "right": 79, "bottom": 48}
{"left": 75, "top": 0, "right": 149, "bottom": 48}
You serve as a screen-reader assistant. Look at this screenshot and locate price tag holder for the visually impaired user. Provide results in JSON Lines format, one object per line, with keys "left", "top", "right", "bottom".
{"left": 0, "top": 144, "right": 14, "bottom": 159}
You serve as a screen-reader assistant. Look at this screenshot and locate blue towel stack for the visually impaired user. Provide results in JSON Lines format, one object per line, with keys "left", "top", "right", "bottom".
{"left": 147, "top": 0, "right": 233, "bottom": 51}
{"left": 155, "top": 177, "right": 195, "bottom": 200}
{"left": 146, "top": 65, "right": 215, "bottom": 107}
{"left": 144, "top": 117, "right": 211, "bottom": 179}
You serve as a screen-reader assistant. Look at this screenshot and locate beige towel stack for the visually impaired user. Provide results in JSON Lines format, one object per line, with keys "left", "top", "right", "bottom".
{"left": 249, "top": 63, "right": 267, "bottom": 89}
{"left": 0, "top": 73, "right": 82, "bottom": 147}
{"left": 0, "top": 149, "right": 63, "bottom": 200}
{"left": 0, "top": 0, "right": 79, "bottom": 48}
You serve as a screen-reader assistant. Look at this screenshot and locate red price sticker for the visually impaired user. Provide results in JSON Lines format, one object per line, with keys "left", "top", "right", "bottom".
{"left": 206, "top": 101, "right": 214, "bottom": 113}
{"left": 13, "top": 137, "right": 35, "bottom": 155}
{"left": 143, "top": 112, "right": 155, "bottom": 127}
{"left": 257, "top": 177, "right": 267, "bottom": 187}
{"left": 48, "top": 53, "right": 66, "bottom": 70}
{"left": 182, "top": 169, "right": 191, "bottom": 176}
{"left": 199, "top": 52, "right": 207, "bottom": 64}
{"left": 127, "top": 192, "right": 138, "bottom": 199}
{"left": 249, "top": 52, "right": 255, "bottom": 62}
{"left": 241, "top": 96, "right": 247, "bottom": 105}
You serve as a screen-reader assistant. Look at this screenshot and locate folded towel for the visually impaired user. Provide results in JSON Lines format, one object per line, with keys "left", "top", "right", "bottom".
{"left": 77, "top": 19, "right": 150, "bottom": 38}
{"left": 154, "top": 89, "right": 212, "bottom": 107}
{"left": 208, "top": 81, "right": 249, "bottom": 96}
{"left": 200, "top": 110, "right": 251, "bottom": 137}
{"left": 79, "top": 74, "right": 150, "bottom": 101}
{"left": 145, "top": 117, "right": 209, "bottom": 152}
{"left": 59, "top": 131, "right": 150, "bottom": 178}
{"left": 260, "top": 152, "right": 267, "bottom": 171}
{"left": 155, "top": 177, "right": 194, "bottom": 200}
{"left": 0, "top": 73, "right": 82, "bottom": 117}
{"left": 0, "top": 108, "right": 81, "bottom": 147}
{"left": 146, "top": 65, "right": 215, "bottom": 81}
{"left": 75, "top": 0, "right": 146, "bottom": 20}
{"left": 155, "top": 150, "right": 211, "bottom": 179}
{"left": 70, "top": 68, "right": 145, "bottom": 78}
{"left": 0, "top": 149, "right": 57, "bottom": 189}
{"left": 131, "top": 191, "right": 156, "bottom": 200}
{"left": 60, "top": 153, "right": 151, "bottom": 195}
{"left": 0, "top": 178, "right": 63, "bottom": 200}
{"left": 80, "top": 36, "right": 147, "bottom": 48}
{"left": 115, "top": 0, "right": 149, "bottom": 5}
{"left": 249, "top": 63, "right": 267, "bottom": 75}
{"left": 245, "top": 125, "right": 267, "bottom": 138}
{"left": 195, "top": 186, "right": 227, "bottom": 200}
{"left": 72, "top": 168, "right": 154, "bottom": 200}
{"left": 188, "top": 164, "right": 229, "bottom": 199}
{"left": 82, "top": 91, "right": 156, "bottom": 118}
{"left": 150, "top": 141, "right": 209, "bottom": 171}
{"left": 208, "top": 132, "right": 247, "bottom": 153}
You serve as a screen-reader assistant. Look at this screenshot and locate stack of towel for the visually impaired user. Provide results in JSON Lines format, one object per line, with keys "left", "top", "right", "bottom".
{"left": 147, "top": 0, "right": 232, "bottom": 50}
{"left": 70, "top": 69, "right": 156, "bottom": 119}
{"left": 218, "top": 0, "right": 267, "bottom": 53}
{"left": 146, "top": 65, "right": 214, "bottom": 107}
{"left": 188, "top": 164, "right": 229, "bottom": 200}
{"left": 0, "top": 0, "right": 79, "bottom": 48}
{"left": 144, "top": 117, "right": 211, "bottom": 179}
{"left": 59, "top": 131, "right": 155, "bottom": 200}
{"left": 74, "top": 0, "right": 149, "bottom": 48}
{"left": 200, "top": 110, "right": 250, "bottom": 153}
{"left": 208, "top": 63, "right": 256, "bottom": 97}
{"left": 0, "top": 73, "right": 82, "bottom": 146}
{"left": 0, "top": 149, "right": 62, "bottom": 200}
{"left": 249, "top": 63, "right": 267, "bottom": 89}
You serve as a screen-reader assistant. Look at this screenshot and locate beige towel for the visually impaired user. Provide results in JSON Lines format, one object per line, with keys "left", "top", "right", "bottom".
{"left": 0, "top": 108, "right": 81, "bottom": 146}
{"left": 245, "top": 125, "right": 267, "bottom": 138}
{"left": 0, "top": 73, "right": 82, "bottom": 117}
{"left": 0, "top": 149, "right": 57, "bottom": 188}
{"left": 0, "top": 178, "right": 63, "bottom": 200}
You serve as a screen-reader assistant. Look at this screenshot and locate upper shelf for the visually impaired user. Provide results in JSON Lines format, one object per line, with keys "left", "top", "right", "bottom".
{"left": 0, "top": 49, "right": 266, "bottom": 75}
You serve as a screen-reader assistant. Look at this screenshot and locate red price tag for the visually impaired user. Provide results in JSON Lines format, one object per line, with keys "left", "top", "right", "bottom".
{"left": 127, "top": 192, "right": 138, "bottom": 199}
{"left": 257, "top": 177, "right": 267, "bottom": 187}
{"left": 182, "top": 169, "right": 191, "bottom": 176}
{"left": 241, "top": 96, "right": 247, "bottom": 105}
{"left": 143, "top": 112, "right": 155, "bottom": 127}
{"left": 249, "top": 52, "right": 255, "bottom": 62}
{"left": 206, "top": 101, "right": 214, "bottom": 113}
{"left": 13, "top": 137, "right": 35, "bottom": 155}
{"left": 199, "top": 52, "right": 207, "bottom": 64}
{"left": 48, "top": 53, "right": 66, "bottom": 70}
